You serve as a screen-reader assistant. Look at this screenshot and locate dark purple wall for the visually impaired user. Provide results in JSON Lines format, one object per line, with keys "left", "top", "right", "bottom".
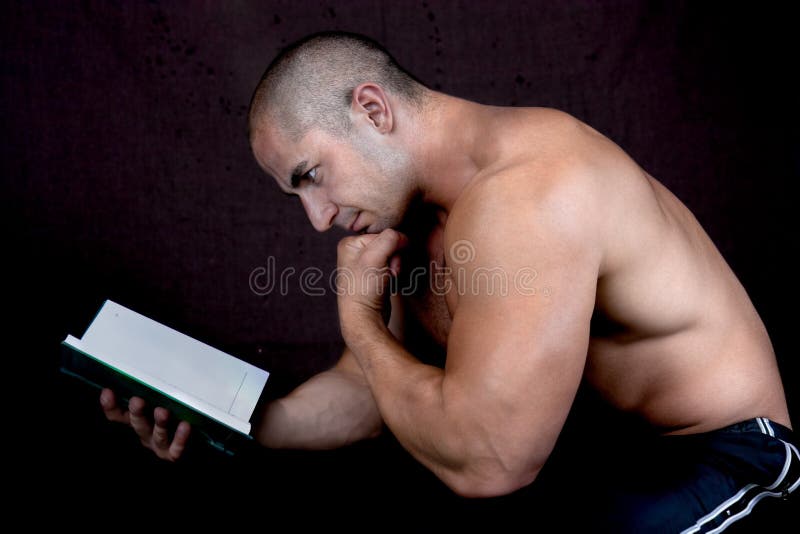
{"left": 5, "top": 0, "right": 796, "bottom": 523}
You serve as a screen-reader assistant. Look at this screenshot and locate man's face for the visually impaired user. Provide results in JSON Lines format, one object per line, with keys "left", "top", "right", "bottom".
{"left": 251, "top": 120, "right": 416, "bottom": 234}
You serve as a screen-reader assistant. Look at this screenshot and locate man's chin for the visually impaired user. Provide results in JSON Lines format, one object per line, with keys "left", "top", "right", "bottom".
{"left": 359, "top": 225, "right": 383, "bottom": 235}
{"left": 358, "top": 219, "right": 397, "bottom": 235}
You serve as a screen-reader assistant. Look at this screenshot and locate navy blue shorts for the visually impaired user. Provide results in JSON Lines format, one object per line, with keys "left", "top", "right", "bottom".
{"left": 588, "top": 417, "right": 799, "bottom": 533}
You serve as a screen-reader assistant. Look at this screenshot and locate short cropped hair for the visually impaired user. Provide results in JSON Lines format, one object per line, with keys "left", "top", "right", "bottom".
{"left": 248, "top": 31, "right": 426, "bottom": 141}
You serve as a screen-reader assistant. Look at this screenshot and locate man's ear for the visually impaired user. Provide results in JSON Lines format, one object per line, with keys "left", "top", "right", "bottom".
{"left": 351, "top": 83, "right": 393, "bottom": 134}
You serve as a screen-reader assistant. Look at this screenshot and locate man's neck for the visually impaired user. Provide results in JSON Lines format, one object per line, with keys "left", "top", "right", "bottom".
{"left": 407, "top": 93, "right": 496, "bottom": 213}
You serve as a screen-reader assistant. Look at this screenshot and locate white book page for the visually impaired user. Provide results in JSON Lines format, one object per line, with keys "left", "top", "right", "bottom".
{"left": 78, "top": 301, "right": 269, "bottom": 423}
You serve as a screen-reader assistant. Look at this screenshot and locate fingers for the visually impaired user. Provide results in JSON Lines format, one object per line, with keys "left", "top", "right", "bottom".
{"left": 168, "top": 422, "right": 191, "bottom": 461}
{"left": 388, "top": 254, "right": 402, "bottom": 277}
{"left": 100, "top": 390, "right": 190, "bottom": 461}
{"left": 132, "top": 400, "right": 189, "bottom": 461}
{"left": 365, "top": 229, "right": 409, "bottom": 260}
{"left": 151, "top": 407, "right": 171, "bottom": 450}
{"left": 360, "top": 230, "right": 408, "bottom": 277}
{"left": 100, "top": 388, "right": 130, "bottom": 424}
{"left": 339, "top": 229, "right": 409, "bottom": 267}
{"left": 128, "top": 396, "right": 154, "bottom": 444}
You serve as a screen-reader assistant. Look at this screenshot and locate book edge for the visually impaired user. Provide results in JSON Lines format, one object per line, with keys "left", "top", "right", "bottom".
{"left": 61, "top": 337, "right": 252, "bottom": 437}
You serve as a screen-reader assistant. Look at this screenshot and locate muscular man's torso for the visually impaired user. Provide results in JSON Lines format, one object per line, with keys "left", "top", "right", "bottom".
{"left": 399, "top": 107, "right": 790, "bottom": 435}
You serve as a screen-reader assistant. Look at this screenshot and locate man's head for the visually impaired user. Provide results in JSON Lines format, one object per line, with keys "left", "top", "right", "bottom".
{"left": 248, "top": 32, "right": 429, "bottom": 233}
{"left": 249, "top": 31, "right": 424, "bottom": 141}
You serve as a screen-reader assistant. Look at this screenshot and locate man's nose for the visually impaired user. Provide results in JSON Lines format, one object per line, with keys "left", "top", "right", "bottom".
{"left": 299, "top": 190, "right": 337, "bottom": 232}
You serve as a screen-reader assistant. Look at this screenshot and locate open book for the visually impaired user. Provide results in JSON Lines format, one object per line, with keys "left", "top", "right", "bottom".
{"left": 61, "top": 300, "right": 270, "bottom": 455}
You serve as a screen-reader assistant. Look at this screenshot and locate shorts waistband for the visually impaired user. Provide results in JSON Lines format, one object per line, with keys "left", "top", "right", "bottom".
{"left": 714, "top": 417, "right": 795, "bottom": 442}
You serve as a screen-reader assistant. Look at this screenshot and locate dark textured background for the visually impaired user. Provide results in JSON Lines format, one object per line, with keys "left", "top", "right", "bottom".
{"left": 4, "top": 0, "right": 797, "bottom": 526}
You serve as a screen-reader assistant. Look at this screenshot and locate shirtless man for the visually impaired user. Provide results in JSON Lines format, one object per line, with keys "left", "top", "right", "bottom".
{"left": 100, "top": 32, "right": 797, "bottom": 531}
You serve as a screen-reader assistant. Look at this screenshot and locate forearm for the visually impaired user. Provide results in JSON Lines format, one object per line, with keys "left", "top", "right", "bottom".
{"left": 345, "top": 319, "right": 495, "bottom": 493}
{"left": 254, "top": 348, "right": 383, "bottom": 450}
{"left": 335, "top": 230, "right": 544, "bottom": 495}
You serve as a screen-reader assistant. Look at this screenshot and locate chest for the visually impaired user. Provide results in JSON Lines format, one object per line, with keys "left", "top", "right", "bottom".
{"left": 401, "top": 221, "right": 455, "bottom": 349}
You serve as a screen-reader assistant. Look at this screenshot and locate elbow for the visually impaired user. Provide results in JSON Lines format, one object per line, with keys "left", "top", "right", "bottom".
{"left": 443, "top": 463, "right": 541, "bottom": 498}
{"left": 432, "top": 422, "right": 547, "bottom": 497}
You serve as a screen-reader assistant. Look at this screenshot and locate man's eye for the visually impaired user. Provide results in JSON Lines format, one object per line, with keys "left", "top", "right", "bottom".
{"left": 290, "top": 167, "right": 319, "bottom": 188}
{"left": 291, "top": 167, "right": 319, "bottom": 189}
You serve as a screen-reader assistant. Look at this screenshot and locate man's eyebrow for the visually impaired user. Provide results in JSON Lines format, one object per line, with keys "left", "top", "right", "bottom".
{"left": 289, "top": 160, "right": 308, "bottom": 188}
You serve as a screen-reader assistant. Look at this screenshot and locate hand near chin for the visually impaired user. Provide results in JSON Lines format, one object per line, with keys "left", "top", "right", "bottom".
{"left": 336, "top": 228, "right": 408, "bottom": 342}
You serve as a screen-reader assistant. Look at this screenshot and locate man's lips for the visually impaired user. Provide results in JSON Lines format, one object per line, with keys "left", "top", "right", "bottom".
{"left": 350, "top": 212, "right": 364, "bottom": 232}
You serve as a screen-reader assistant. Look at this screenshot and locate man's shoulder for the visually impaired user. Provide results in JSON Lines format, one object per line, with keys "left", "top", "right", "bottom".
{"left": 442, "top": 167, "right": 603, "bottom": 278}
{"left": 509, "top": 106, "right": 597, "bottom": 147}
{"left": 460, "top": 107, "right": 605, "bottom": 198}
{"left": 448, "top": 154, "right": 600, "bottom": 238}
